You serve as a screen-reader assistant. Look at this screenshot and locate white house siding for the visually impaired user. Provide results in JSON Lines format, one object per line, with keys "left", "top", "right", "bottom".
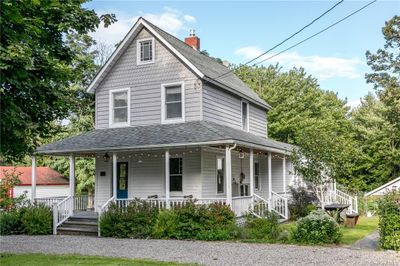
{"left": 14, "top": 185, "right": 69, "bottom": 199}
{"left": 95, "top": 158, "right": 112, "bottom": 209}
{"left": 202, "top": 83, "right": 267, "bottom": 137}
{"left": 95, "top": 28, "right": 201, "bottom": 129}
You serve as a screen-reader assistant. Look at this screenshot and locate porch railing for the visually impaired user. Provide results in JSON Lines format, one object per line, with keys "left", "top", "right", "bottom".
{"left": 74, "top": 195, "right": 95, "bottom": 211}
{"left": 35, "top": 196, "right": 67, "bottom": 207}
{"left": 115, "top": 197, "right": 227, "bottom": 209}
{"left": 322, "top": 189, "right": 358, "bottom": 214}
{"left": 53, "top": 196, "right": 74, "bottom": 235}
{"left": 231, "top": 196, "right": 253, "bottom": 217}
{"left": 271, "top": 191, "right": 288, "bottom": 220}
{"left": 252, "top": 194, "right": 269, "bottom": 217}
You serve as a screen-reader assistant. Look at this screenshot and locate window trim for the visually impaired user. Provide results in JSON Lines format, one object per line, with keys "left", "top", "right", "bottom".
{"left": 169, "top": 157, "right": 183, "bottom": 193}
{"left": 241, "top": 99, "right": 250, "bottom": 132}
{"left": 254, "top": 160, "right": 261, "bottom": 191}
{"left": 216, "top": 155, "right": 225, "bottom": 195}
{"left": 161, "top": 82, "right": 185, "bottom": 124}
{"left": 136, "top": 37, "right": 155, "bottom": 65}
{"left": 109, "top": 88, "right": 131, "bottom": 128}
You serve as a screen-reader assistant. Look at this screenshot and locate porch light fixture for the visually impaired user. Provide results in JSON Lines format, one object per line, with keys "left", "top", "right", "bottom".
{"left": 103, "top": 152, "right": 110, "bottom": 162}
{"left": 239, "top": 149, "right": 245, "bottom": 159}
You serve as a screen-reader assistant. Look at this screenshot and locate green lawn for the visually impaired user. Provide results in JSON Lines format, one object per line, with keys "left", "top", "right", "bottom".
{"left": 340, "top": 216, "right": 379, "bottom": 245}
{"left": 0, "top": 254, "right": 195, "bottom": 266}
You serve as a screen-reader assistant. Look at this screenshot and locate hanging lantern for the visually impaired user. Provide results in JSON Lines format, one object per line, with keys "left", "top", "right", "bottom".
{"left": 103, "top": 152, "right": 110, "bottom": 162}
{"left": 239, "top": 149, "right": 245, "bottom": 159}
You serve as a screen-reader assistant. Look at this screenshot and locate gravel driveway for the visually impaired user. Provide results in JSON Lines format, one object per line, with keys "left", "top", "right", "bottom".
{"left": 1, "top": 235, "right": 399, "bottom": 265}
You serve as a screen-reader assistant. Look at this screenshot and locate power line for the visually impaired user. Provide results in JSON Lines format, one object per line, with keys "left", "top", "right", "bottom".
{"left": 253, "top": 0, "right": 376, "bottom": 66}
{"left": 213, "top": 0, "right": 345, "bottom": 80}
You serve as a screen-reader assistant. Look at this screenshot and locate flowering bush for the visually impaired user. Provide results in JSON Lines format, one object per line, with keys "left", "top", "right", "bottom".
{"left": 293, "top": 210, "right": 341, "bottom": 244}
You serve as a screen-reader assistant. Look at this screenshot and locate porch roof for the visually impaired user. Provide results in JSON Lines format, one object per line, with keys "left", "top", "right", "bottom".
{"left": 36, "top": 121, "right": 294, "bottom": 155}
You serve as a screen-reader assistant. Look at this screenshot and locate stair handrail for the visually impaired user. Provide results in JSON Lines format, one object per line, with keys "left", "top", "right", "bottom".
{"left": 52, "top": 195, "right": 73, "bottom": 235}
{"left": 98, "top": 196, "right": 115, "bottom": 237}
{"left": 271, "top": 191, "right": 289, "bottom": 220}
{"left": 251, "top": 193, "right": 269, "bottom": 218}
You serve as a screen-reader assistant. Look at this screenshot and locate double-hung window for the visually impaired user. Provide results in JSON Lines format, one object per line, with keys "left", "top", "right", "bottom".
{"left": 170, "top": 158, "right": 183, "bottom": 192}
{"left": 254, "top": 161, "right": 260, "bottom": 190}
{"left": 109, "top": 88, "right": 130, "bottom": 127}
{"left": 241, "top": 100, "right": 249, "bottom": 132}
{"left": 162, "top": 82, "right": 185, "bottom": 123}
{"left": 137, "top": 38, "right": 154, "bottom": 65}
{"left": 216, "top": 157, "right": 225, "bottom": 194}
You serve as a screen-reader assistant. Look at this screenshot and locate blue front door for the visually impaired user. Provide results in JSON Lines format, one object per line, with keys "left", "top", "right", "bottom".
{"left": 117, "top": 162, "right": 128, "bottom": 199}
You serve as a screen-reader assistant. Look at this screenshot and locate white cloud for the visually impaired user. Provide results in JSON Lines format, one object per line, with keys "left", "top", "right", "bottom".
{"left": 235, "top": 46, "right": 363, "bottom": 80}
{"left": 91, "top": 7, "right": 196, "bottom": 46}
{"left": 184, "top": 14, "right": 196, "bottom": 23}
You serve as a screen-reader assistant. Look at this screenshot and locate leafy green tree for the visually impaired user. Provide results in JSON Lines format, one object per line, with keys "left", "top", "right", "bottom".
{"left": 0, "top": 0, "right": 115, "bottom": 163}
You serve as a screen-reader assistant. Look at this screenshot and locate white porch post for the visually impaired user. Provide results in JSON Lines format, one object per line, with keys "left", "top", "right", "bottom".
{"left": 112, "top": 153, "right": 117, "bottom": 198}
{"left": 282, "top": 155, "right": 286, "bottom": 194}
{"left": 225, "top": 146, "right": 232, "bottom": 206}
{"left": 69, "top": 155, "right": 75, "bottom": 197}
{"left": 268, "top": 152, "right": 272, "bottom": 211}
{"left": 31, "top": 156, "right": 36, "bottom": 202}
{"left": 249, "top": 148, "right": 254, "bottom": 197}
{"left": 165, "top": 150, "right": 170, "bottom": 209}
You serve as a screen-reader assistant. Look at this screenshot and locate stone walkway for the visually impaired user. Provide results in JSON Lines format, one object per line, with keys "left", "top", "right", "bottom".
{"left": 352, "top": 230, "right": 380, "bottom": 250}
{"left": 1, "top": 235, "right": 399, "bottom": 266}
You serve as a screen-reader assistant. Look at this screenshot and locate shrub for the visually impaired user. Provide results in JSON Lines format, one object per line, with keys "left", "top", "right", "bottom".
{"left": 288, "top": 185, "right": 317, "bottom": 220}
{"left": 377, "top": 191, "right": 400, "bottom": 251}
{"left": 292, "top": 210, "right": 341, "bottom": 244}
{"left": 0, "top": 210, "right": 22, "bottom": 235}
{"left": 241, "top": 211, "right": 281, "bottom": 241}
{"left": 20, "top": 203, "right": 52, "bottom": 235}
{"left": 153, "top": 202, "right": 237, "bottom": 241}
{"left": 100, "top": 199, "right": 158, "bottom": 238}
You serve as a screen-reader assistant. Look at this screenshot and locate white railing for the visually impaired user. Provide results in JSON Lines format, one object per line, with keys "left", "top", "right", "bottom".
{"left": 74, "top": 195, "right": 95, "bottom": 211}
{"left": 322, "top": 189, "right": 358, "bottom": 214}
{"left": 252, "top": 194, "right": 269, "bottom": 217}
{"left": 114, "top": 197, "right": 227, "bottom": 210}
{"left": 98, "top": 196, "right": 115, "bottom": 237}
{"left": 35, "top": 196, "right": 66, "bottom": 207}
{"left": 232, "top": 196, "right": 253, "bottom": 217}
{"left": 271, "top": 191, "right": 288, "bottom": 220}
{"left": 53, "top": 196, "right": 74, "bottom": 235}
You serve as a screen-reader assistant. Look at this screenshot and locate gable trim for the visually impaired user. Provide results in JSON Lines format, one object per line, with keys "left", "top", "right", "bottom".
{"left": 365, "top": 177, "right": 400, "bottom": 197}
{"left": 87, "top": 17, "right": 204, "bottom": 93}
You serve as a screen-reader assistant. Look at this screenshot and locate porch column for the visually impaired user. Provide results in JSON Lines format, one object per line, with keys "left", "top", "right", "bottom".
{"left": 69, "top": 155, "right": 75, "bottom": 197}
{"left": 165, "top": 150, "right": 170, "bottom": 209}
{"left": 225, "top": 146, "right": 232, "bottom": 206}
{"left": 31, "top": 156, "right": 36, "bottom": 202}
{"left": 282, "top": 155, "right": 286, "bottom": 194}
{"left": 112, "top": 153, "right": 117, "bottom": 198}
{"left": 249, "top": 148, "right": 254, "bottom": 197}
{"left": 268, "top": 152, "right": 272, "bottom": 211}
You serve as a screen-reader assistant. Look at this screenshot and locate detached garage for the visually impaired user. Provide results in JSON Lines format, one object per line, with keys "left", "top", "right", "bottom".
{"left": 0, "top": 166, "right": 69, "bottom": 199}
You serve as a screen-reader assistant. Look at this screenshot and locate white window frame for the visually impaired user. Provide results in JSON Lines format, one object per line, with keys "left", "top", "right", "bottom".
{"left": 109, "top": 88, "right": 130, "bottom": 128}
{"left": 136, "top": 37, "right": 155, "bottom": 65}
{"left": 216, "top": 155, "right": 225, "bottom": 195}
{"left": 241, "top": 99, "right": 250, "bottom": 132}
{"left": 161, "top": 82, "right": 185, "bottom": 124}
{"left": 254, "top": 160, "right": 261, "bottom": 191}
{"left": 169, "top": 156, "right": 183, "bottom": 195}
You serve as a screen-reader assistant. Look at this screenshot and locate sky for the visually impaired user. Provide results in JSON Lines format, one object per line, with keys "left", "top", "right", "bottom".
{"left": 84, "top": 0, "right": 399, "bottom": 108}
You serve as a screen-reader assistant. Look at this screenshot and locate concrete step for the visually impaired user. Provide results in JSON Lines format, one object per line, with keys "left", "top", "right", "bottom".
{"left": 57, "top": 226, "right": 98, "bottom": 236}
{"left": 68, "top": 217, "right": 98, "bottom": 223}
{"left": 63, "top": 220, "right": 98, "bottom": 227}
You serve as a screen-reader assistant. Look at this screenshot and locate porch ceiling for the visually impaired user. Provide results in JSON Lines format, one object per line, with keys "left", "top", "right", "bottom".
{"left": 36, "top": 121, "right": 294, "bottom": 156}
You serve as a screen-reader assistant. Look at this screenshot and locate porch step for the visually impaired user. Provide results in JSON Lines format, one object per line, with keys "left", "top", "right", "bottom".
{"left": 57, "top": 215, "right": 98, "bottom": 236}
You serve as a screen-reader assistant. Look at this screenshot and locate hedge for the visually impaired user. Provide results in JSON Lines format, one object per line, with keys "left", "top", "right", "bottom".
{"left": 377, "top": 191, "right": 400, "bottom": 251}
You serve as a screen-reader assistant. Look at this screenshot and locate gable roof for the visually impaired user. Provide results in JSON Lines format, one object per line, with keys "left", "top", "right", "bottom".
{"left": 0, "top": 167, "right": 68, "bottom": 186}
{"left": 36, "top": 121, "right": 293, "bottom": 155}
{"left": 365, "top": 177, "right": 400, "bottom": 197}
{"left": 87, "top": 17, "right": 270, "bottom": 109}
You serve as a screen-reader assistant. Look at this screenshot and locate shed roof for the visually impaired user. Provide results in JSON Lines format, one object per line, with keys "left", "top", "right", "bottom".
{"left": 0, "top": 167, "right": 68, "bottom": 186}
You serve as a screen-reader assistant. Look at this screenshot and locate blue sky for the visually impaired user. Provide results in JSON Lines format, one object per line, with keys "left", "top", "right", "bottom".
{"left": 85, "top": 0, "right": 399, "bottom": 107}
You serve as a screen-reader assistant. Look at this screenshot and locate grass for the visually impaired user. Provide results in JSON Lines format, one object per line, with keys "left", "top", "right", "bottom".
{"left": 340, "top": 216, "right": 379, "bottom": 245}
{"left": 0, "top": 253, "right": 195, "bottom": 266}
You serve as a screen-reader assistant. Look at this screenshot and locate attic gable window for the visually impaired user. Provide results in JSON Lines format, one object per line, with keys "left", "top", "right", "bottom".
{"left": 109, "top": 88, "right": 130, "bottom": 127}
{"left": 137, "top": 38, "right": 154, "bottom": 65}
{"left": 161, "top": 82, "right": 185, "bottom": 124}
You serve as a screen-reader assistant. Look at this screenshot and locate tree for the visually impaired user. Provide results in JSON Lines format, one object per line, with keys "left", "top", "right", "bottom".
{"left": 0, "top": 0, "right": 116, "bottom": 163}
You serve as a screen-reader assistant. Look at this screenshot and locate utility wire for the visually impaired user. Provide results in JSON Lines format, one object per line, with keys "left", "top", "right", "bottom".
{"left": 253, "top": 0, "right": 376, "bottom": 66}
{"left": 214, "top": 0, "right": 345, "bottom": 80}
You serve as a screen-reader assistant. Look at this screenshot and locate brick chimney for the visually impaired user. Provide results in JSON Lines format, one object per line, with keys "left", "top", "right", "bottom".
{"left": 185, "top": 29, "right": 200, "bottom": 50}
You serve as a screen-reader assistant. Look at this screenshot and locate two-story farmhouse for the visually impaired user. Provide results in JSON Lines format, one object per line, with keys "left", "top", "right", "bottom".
{"left": 34, "top": 17, "right": 305, "bottom": 234}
